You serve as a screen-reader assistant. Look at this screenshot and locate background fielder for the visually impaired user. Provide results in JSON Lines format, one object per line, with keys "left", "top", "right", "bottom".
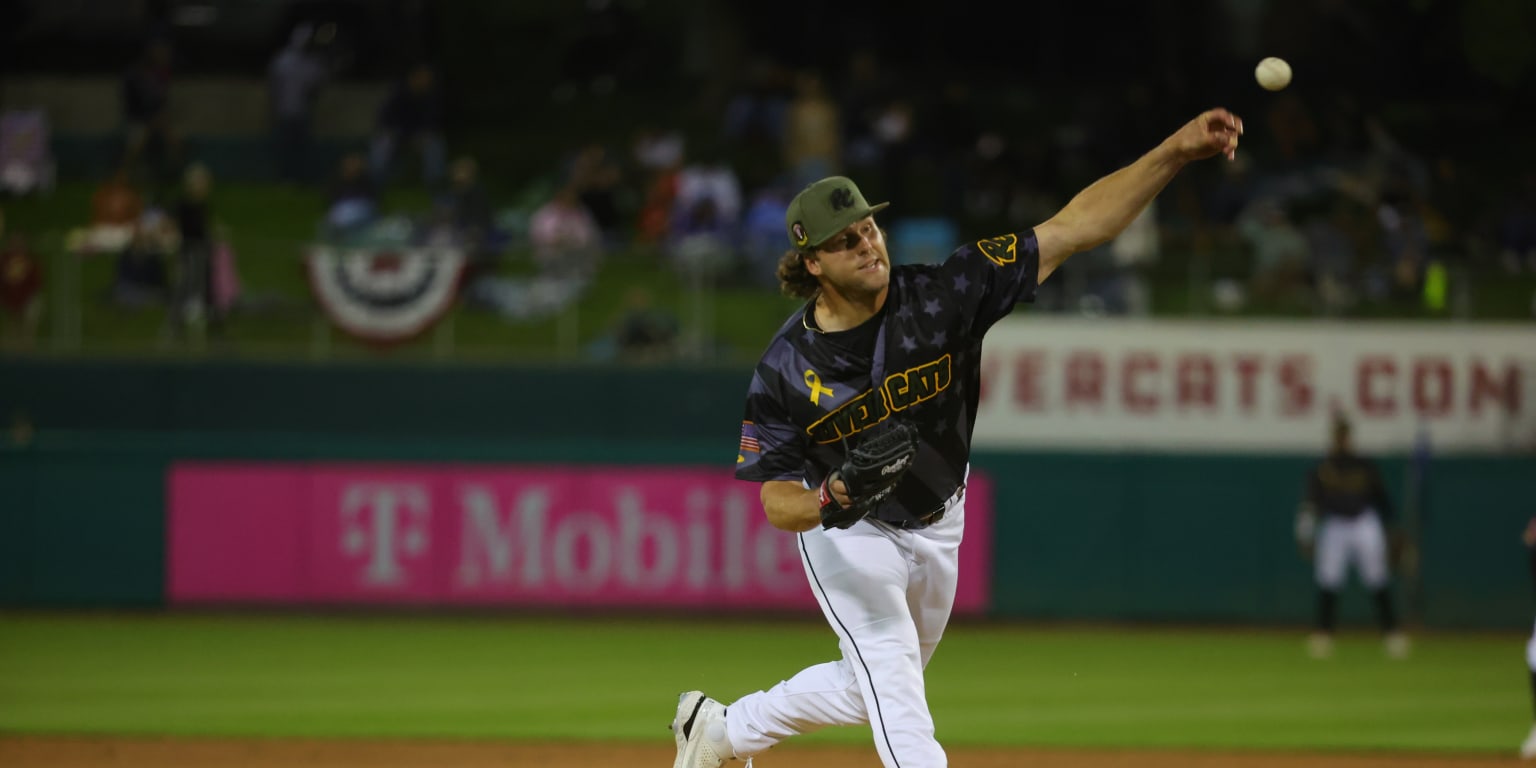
{"left": 1296, "top": 413, "right": 1409, "bottom": 659}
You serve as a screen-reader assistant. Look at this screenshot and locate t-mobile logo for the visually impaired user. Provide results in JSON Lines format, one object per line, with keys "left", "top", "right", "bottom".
{"left": 340, "top": 483, "right": 430, "bottom": 587}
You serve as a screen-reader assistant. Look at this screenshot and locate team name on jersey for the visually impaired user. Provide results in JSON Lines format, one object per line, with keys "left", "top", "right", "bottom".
{"left": 806, "top": 354, "right": 953, "bottom": 444}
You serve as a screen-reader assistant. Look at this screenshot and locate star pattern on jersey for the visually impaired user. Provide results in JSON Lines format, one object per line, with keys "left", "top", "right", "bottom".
{"left": 932, "top": 329, "right": 947, "bottom": 347}
{"left": 953, "top": 273, "right": 970, "bottom": 292}
{"left": 914, "top": 273, "right": 931, "bottom": 288}
{"left": 803, "top": 327, "right": 818, "bottom": 344}
{"left": 923, "top": 298, "right": 942, "bottom": 317}
{"left": 896, "top": 303, "right": 914, "bottom": 321}
{"left": 899, "top": 334, "right": 917, "bottom": 352}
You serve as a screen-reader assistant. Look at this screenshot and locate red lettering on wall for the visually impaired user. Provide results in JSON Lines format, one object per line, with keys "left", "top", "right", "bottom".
{"left": 1122, "top": 352, "right": 1159, "bottom": 413}
{"left": 1013, "top": 352, "right": 1046, "bottom": 411}
{"left": 1233, "top": 355, "right": 1262, "bottom": 412}
{"left": 1065, "top": 351, "right": 1105, "bottom": 407}
{"left": 978, "top": 355, "right": 997, "bottom": 405}
{"left": 1470, "top": 361, "right": 1521, "bottom": 415}
{"left": 1176, "top": 354, "right": 1217, "bottom": 410}
{"left": 1411, "top": 358, "right": 1453, "bottom": 417}
{"left": 1357, "top": 357, "right": 1397, "bottom": 416}
{"left": 1279, "top": 355, "right": 1314, "bottom": 416}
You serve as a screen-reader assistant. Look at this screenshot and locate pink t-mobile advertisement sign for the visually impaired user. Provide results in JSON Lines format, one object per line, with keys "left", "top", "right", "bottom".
{"left": 167, "top": 463, "right": 994, "bottom": 614}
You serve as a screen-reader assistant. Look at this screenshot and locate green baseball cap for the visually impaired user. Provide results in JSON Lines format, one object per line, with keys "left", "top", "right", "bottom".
{"left": 785, "top": 176, "right": 890, "bottom": 250}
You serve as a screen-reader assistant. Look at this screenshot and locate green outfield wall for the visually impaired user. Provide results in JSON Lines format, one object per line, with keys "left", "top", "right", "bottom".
{"left": 2, "top": 358, "right": 1530, "bottom": 628}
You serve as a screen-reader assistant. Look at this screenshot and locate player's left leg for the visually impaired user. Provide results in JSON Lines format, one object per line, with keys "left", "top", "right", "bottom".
{"left": 1356, "top": 513, "right": 1408, "bottom": 657}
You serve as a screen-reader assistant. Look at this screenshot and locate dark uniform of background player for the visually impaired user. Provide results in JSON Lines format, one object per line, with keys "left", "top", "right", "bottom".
{"left": 669, "top": 107, "right": 1246, "bottom": 768}
{"left": 1296, "top": 413, "right": 1410, "bottom": 659}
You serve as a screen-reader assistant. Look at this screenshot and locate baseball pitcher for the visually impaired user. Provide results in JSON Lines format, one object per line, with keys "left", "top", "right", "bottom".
{"left": 671, "top": 108, "right": 1245, "bottom": 768}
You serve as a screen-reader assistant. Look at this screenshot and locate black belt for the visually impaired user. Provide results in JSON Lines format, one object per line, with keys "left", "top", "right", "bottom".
{"left": 880, "top": 482, "right": 964, "bottom": 530}
{"left": 890, "top": 507, "right": 945, "bottom": 530}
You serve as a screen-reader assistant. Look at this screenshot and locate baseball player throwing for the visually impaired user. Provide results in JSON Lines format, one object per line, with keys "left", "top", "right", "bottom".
{"left": 671, "top": 108, "right": 1244, "bottom": 768}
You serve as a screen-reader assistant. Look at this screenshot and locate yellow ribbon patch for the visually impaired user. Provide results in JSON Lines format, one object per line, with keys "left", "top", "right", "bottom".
{"left": 804, "top": 369, "right": 833, "bottom": 405}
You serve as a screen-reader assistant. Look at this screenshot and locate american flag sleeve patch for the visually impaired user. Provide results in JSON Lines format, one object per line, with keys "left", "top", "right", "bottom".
{"left": 739, "top": 421, "right": 761, "bottom": 453}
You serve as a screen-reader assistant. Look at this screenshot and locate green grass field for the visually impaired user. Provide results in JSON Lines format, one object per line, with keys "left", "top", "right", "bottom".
{"left": 0, "top": 612, "right": 1524, "bottom": 756}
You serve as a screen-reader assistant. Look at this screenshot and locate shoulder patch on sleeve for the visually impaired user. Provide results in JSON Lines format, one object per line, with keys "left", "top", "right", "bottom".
{"left": 976, "top": 233, "right": 1018, "bottom": 266}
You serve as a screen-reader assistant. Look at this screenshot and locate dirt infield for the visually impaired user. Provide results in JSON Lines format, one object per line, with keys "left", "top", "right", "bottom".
{"left": 0, "top": 736, "right": 1520, "bottom": 767}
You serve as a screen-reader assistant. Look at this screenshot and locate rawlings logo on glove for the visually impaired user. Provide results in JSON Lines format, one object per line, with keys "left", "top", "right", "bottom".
{"left": 818, "top": 420, "right": 921, "bottom": 530}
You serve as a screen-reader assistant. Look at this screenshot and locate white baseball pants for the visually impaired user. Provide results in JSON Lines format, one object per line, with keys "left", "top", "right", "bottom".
{"left": 726, "top": 490, "right": 966, "bottom": 768}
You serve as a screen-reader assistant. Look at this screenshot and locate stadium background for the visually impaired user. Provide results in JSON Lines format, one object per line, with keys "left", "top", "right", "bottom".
{"left": 2, "top": 0, "right": 1534, "bottom": 765}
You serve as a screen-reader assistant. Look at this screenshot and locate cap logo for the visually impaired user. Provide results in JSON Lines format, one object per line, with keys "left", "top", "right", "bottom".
{"left": 791, "top": 222, "right": 809, "bottom": 247}
{"left": 829, "top": 187, "right": 855, "bottom": 211}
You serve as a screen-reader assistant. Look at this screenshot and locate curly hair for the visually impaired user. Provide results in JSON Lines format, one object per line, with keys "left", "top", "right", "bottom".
{"left": 776, "top": 249, "right": 820, "bottom": 300}
{"left": 775, "top": 227, "right": 890, "bottom": 300}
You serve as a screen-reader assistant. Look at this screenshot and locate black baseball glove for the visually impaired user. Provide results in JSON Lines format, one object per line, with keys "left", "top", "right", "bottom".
{"left": 817, "top": 420, "right": 920, "bottom": 530}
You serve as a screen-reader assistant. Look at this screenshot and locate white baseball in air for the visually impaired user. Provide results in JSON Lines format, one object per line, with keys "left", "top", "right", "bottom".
{"left": 1255, "top": 56, "right": 1292, "bottom": 91}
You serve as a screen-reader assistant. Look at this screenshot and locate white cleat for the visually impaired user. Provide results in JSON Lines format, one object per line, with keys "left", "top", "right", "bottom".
{"left": 1384, "top": 632, "right": 1411, "bottom": 660}
{"left": 671, "top": 690, "right": 736, "bottom": 768}
{"left": 1521, "top": 722, "right": 1536, "bottom": 759}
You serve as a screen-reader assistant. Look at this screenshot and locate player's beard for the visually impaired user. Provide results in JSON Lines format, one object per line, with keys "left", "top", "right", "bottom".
{"left": 821, "top": 248, "right": 891, "bottom": 304}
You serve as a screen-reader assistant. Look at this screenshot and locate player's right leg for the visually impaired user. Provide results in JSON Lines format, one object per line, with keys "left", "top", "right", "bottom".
{"left": 1522, "top": 618, "right": 1536, "bottom": 759}
{"left": 1310, "top": 518, "right": 1348, "bottom": 658}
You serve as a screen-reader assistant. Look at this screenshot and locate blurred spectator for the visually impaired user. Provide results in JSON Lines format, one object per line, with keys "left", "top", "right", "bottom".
{"left": 738, "top": 180, "right": 792, "bottom": 291}
{"left": 837, "top": 47, "right": 894, "bottom": 178}
{"left": 1263, "top": 90, "right": 1321, "bottom": 173}
{"left": 427, "top": 156, "right": 505, "bottom": 279}
{"left": 611, "top": 286, "right": 679, "bottom": 363}
{"left": 110, "top": 207, "right": 176, "bottom": 309}
{"left": 171, "top": 163, "right": 219, "bottom": 336}
{"left": 629, "top": 123, "right": 683, "bottom": 246}
{"left": 782, "top": 69, "right": 841, "bottom": 190}
{"left": 120, "top": 38, "right": 180, "bottom": 190}
{"left": 1105, "top": 199, "right": 1161, "bottom": 317}
{"left": 632, "top": 123, "right": 685, "bottom": 177}
{"left": 0, "top": 108, "right": 56, "bottom": 195}
{"left": 869, "top": 96, "right": 918, "bottom": 212}
{"left": 1202, "top": 152, "right": 1258, "bottom": 232}
{"left": 720, "top": 57, "right": 789, "bottom": 191}
{"left": 1424, "top": 154, "right": 1490, "bottom": 264}
{"left": 1302, "top": 196, "right": 1364, "bottom": 315}
{"left": 632, "top": 137, "right": 684, "bottom": 252}
{"left": 666, "top": 144, "right": 741, "bottom": 278}
{"left": 83, "top": 167, "right": 145, "bottom": 253}
{"left": 1496, "top": 172, "right": 1536, "bottom": 275}
{"left": 369, "top": 62, "right": 447, "bottom": 189}
{"left": 567, "top": 142, "right": 628, "bottom": 248}
{"left": 528, "top": 181, "right": 603, "bottom": 279}
{"left": 927, "top": 79, "right": 983, "bottom": 223}
{"left": 1237, "top": 198, "right": 1312, "bottom": 310}
{"left": 556, "top": 0, "right": 640, "bottom": 100}
{"left": 323, "top": 151, "right": 381, "bottom": 241}
{"left": 1374, "top": 182, "right": 1432, "bottom": 306}
{"left": 268, "top": 23, "right": 330, "bottom": 185}
{"left": 0, "top": 211, "right": 44, "bottom": 349}
{"left": 464, "top": 182, "right": 598, "bottom": 323}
